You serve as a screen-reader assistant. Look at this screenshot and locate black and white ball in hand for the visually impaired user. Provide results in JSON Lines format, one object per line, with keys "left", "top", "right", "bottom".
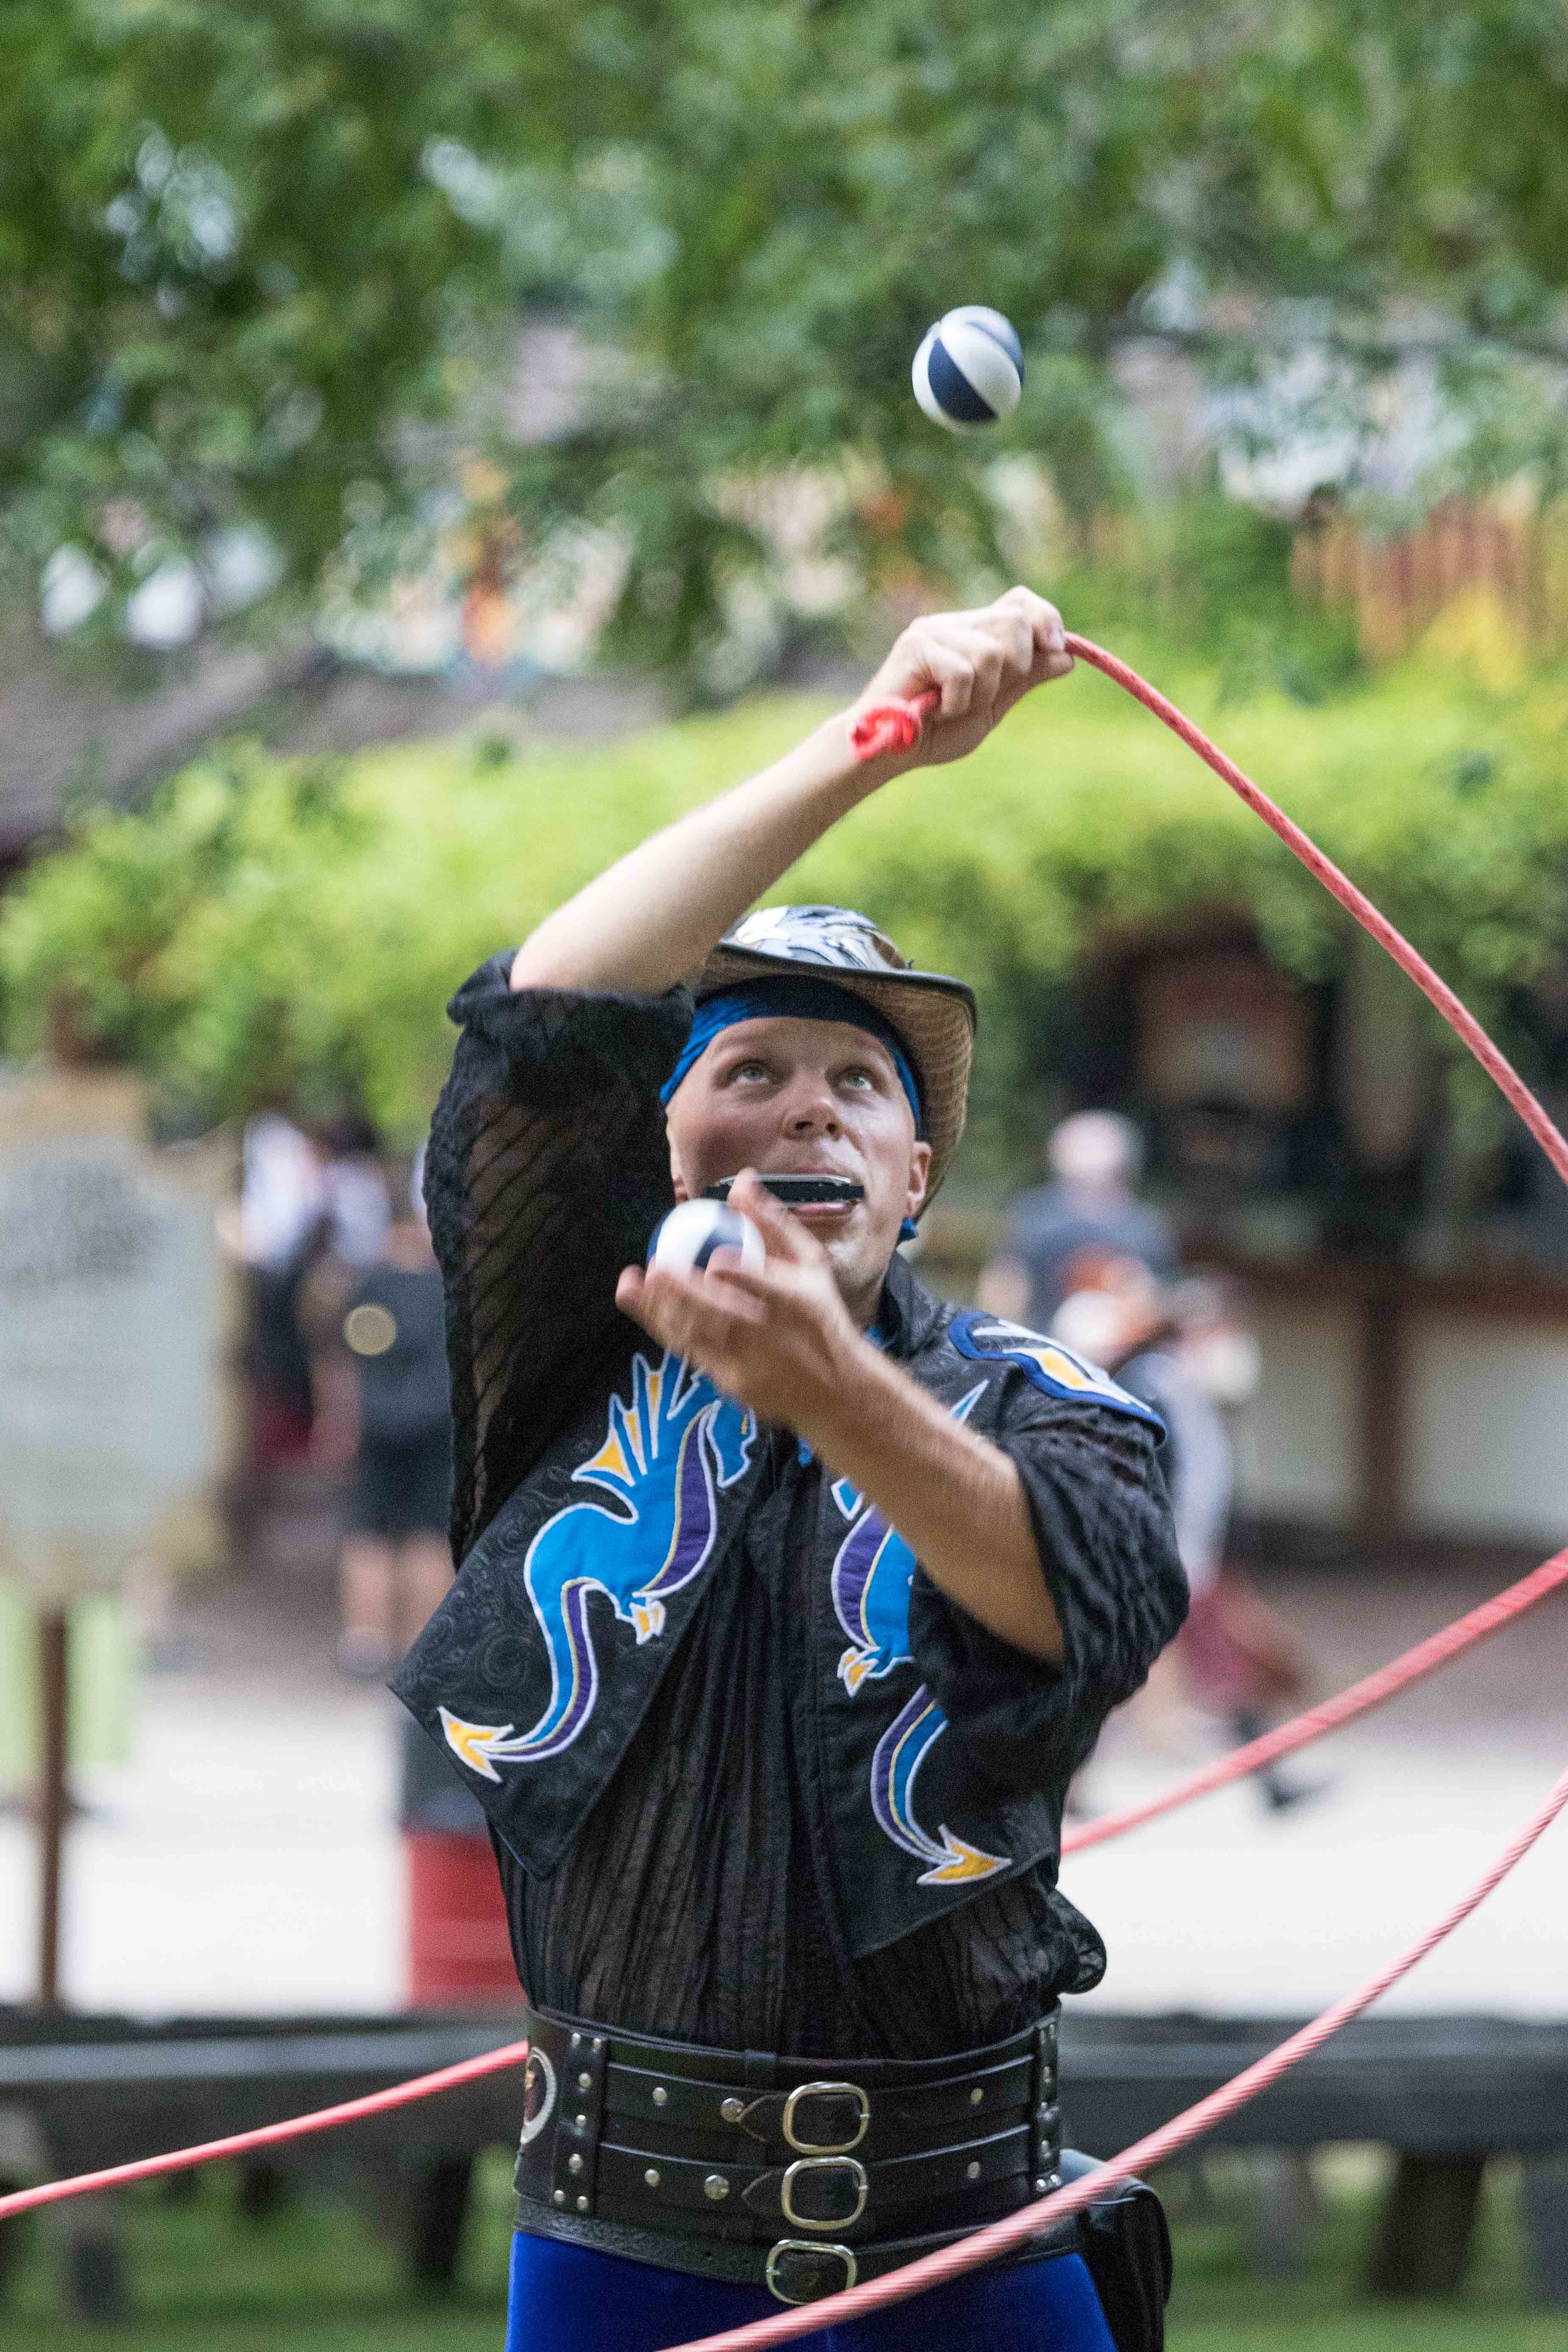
{"left": 912, "top": 306, "right": 1024, "bottom": 433}
{"left": 648, "top": 1200, "right": 765, "bottom": 1278}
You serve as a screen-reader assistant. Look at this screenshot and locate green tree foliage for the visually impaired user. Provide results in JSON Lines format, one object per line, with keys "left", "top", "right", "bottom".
{"left": 6, "top": 646, "right": 1565, "bottom": 1177}
{"left": 0, "top": 0, "right": 523, "bottom": 625}
{"left": 7, "top": 3, "right": 1568, "bottom": 668}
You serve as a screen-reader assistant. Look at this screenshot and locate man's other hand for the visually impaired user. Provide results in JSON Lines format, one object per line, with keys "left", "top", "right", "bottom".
{"left": 615, "top": 1171, "right": 863, "bottom": 1433}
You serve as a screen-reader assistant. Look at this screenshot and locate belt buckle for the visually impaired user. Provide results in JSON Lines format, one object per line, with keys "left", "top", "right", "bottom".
{"left": 766, "top": 2239, "right": 859, "bottom": 2306}
{"left": 780, "top": 2155, "right": 868, "bottom": 2231}
{"left": 781, "top": 2079, "right": 869, "bottom": 2154}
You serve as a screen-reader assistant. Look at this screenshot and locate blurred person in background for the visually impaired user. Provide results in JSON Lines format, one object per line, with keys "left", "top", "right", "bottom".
{"left": 217, "top": 1111, "right": 329, "bottom": 1469}
{"left": 336, "top": 1150, "right": 452, "bottom": 1679}
{"left": 977, "top": 1111, "right": 1177, "bottom": 1333}
{"left": 218, "top": 1107, "right": 390, "bottom": 1471}
{"left": 317, "top": 1108, "right": 394, "bottom": 1268}
{"left": 1053, "top": 1263, "right": 1317, "bottom": 1815}
{"left": 301, "top": 1110, "right": 393, "bottom": 1469}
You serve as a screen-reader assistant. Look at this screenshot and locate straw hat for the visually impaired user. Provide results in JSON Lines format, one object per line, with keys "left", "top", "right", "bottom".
{"left": 694, "top": 905, "right": 976, "bottom": 1209}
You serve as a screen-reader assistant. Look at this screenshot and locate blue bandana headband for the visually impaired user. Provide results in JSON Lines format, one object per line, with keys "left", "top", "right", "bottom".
{"left": 660, "top": 979, "right": 926, "bottom": 1131}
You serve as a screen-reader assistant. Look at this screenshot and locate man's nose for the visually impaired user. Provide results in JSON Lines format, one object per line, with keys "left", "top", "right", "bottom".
{"left": 783, "top": 1078, "right": 839, "bottom": 1133}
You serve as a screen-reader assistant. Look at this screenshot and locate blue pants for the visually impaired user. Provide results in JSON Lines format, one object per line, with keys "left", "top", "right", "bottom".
{"left": 505, "top": 2231, "right": 1118, "bottom": 2352}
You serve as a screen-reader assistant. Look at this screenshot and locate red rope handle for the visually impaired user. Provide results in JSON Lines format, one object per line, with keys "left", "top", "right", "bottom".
{"left": 852, "top": 639, "right": 1568, "bottom": 1190}
{"left": 0, "top": 2037, "right": 531, "bottom": 2221}
{"left": 1063, "top": 1542, "right": 1568, "bottom": 1853}
{"left": 663, "top": 1758, "right": 1568, "bottom": 2351}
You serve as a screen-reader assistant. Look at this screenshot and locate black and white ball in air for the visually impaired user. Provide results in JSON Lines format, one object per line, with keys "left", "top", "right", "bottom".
{"left": 912, "top": 306, "right": 1024, "bottom": 433}
{"left": 648, "top": 1201, "right": 765, "bottom": 1278}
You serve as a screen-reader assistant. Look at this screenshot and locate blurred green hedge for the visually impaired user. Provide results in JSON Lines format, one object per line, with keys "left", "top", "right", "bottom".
{"left": 5, "top": 639, "right": 1567, "bottom": 1182}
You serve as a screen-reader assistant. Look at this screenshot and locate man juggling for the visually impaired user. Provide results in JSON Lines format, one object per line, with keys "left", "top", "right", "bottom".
{"left": 396, "top": 587, "right": 1187, "bottom": 2352}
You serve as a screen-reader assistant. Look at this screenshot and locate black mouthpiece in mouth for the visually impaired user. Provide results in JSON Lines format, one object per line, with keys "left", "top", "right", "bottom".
{"left": 703, "top": 1174, "right": 865, "bottom": 1206}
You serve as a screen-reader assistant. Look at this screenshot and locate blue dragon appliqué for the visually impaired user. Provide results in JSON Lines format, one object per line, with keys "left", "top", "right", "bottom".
{"left": 440, "top": 1352, "right": 754, "bottom": 1781}
{"left": 829, "top": 1381, "right": 1011, "bottom": 1887}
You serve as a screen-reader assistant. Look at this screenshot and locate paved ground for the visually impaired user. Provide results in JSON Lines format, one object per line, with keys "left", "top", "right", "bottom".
{"left": 1073, "top": 1541, "right": 1568, "bottom": 2016}
{"left": 2, "top": 1540, "right": 1565, "bottom": 2019}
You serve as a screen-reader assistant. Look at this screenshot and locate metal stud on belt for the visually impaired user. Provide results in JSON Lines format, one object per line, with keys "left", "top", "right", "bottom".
{"left": 553, "top": 2028, "right": 606, "bottom": 2216}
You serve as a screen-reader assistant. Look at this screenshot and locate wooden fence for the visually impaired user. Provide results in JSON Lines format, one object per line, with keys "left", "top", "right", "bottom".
{"left": 1290, "top": 495, "right": 1568, "bottom": 662}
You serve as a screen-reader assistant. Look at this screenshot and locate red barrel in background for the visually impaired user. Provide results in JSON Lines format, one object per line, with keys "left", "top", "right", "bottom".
{"left": 400, "top": 1716, "right": 519, "bottom": 2007}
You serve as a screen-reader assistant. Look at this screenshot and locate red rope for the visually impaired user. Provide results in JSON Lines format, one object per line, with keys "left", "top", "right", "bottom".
{"left": 0, "top": 2037, "right": 531, "bottom": 2221}
{"left": 663, "top": 1756, "right": 1568, "bottom": 2351}
{"left": 6, "top": 641, "right": 1564, "bottom": 2300}
{"left": 1062, "top": 1542, "right": 1568, "bottom": 1854}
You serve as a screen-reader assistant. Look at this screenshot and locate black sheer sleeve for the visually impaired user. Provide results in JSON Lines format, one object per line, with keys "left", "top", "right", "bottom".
{"left": 908, "top": 1397, "right": 1187, "bottom": 1791}
{"left": 423, "top": 952, "right": 692, "bottom": 1563}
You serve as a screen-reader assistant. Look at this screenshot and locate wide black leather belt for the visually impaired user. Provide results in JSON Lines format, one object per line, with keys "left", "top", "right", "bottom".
{"left": 512, "top": 2002, "right": 1065, "bottom": 2306}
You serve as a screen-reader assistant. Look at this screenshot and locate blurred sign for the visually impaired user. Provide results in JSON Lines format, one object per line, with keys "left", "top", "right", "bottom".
{"left": 0, "top": 1069, "right": 226, "bottom": 1601}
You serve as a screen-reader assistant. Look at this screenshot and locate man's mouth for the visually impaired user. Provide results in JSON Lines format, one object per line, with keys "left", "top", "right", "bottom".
{"left": 791, "top": 1196, "right": 859, "bottom": 1227}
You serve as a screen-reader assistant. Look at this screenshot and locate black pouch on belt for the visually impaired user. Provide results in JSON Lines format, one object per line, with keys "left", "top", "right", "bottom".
{"left": 1061, "top": 2150, "right": 1173, "bottom": 2352}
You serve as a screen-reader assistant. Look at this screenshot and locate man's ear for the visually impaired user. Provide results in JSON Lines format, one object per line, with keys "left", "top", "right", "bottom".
{"left": 668, "top": 1138, "right": 692, "bottom": 1204}
{"left": 905, "top": 1139, "right": 932, "bottom": 1222}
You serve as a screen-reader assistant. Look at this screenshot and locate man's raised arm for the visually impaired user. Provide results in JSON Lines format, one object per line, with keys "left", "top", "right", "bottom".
{"left": 509, "top": 588, "right": 1072, "bottom": 996}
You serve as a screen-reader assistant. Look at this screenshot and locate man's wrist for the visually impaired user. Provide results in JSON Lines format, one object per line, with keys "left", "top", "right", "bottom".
{"left": 791, "top": 1326, "right": 899, "bottom": 1466}
{"left": 811, "top": 703, "right": 917, "bottom": 795}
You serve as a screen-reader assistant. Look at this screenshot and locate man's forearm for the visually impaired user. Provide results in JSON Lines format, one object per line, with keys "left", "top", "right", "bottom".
{"left": 796, "top": 1344, "right": 1065, "bottom": 1664}
{"left": 509, "top": 591, "right": 1073, "bottom": 996}
{"left": 510, "top": 711, "right": 884, "bottom": 995}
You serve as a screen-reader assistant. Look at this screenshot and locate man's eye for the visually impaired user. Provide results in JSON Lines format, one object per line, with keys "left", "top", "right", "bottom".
{"left": 839, "top": 1066, "right": 876, "bottom": 1089}
{"left": 729, "top": 1060, "right": 770, "bottom": 1082}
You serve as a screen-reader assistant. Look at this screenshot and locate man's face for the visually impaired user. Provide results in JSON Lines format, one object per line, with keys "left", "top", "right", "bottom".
{"left": 664, "top": 1016, "right": 931, "bottom": 1319}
